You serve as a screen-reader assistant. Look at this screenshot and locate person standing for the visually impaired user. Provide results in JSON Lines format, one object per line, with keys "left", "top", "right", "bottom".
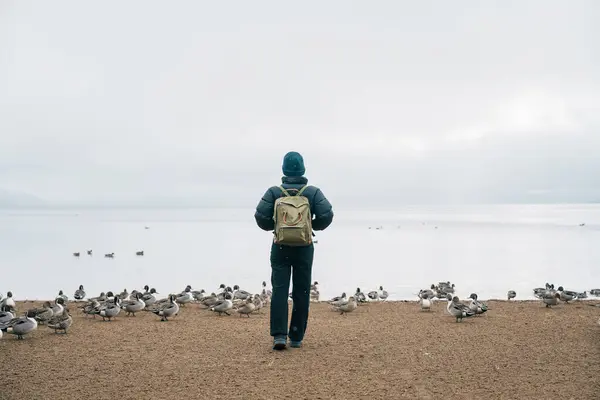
{"left": 254, "top": 151, "right": 334, "bottom": 350}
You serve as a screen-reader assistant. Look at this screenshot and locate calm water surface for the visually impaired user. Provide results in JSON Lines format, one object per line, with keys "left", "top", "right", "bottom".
{"left": 1, "top": 204, "right": 599, "bottom": 301}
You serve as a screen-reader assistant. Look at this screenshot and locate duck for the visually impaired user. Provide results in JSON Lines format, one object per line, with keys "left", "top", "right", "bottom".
{"left": 73, "top": 252, "right": 80, "bottom": 257}
{"left": 87, "top": 249, "right": 92, "bottom": 256}
{"left": 262, "top": 281, "right": 273, "bottom": 297}
{"left": 56, "top": 290, "right": 69, "bottom": 304}
{"left": 209, "top": 293, "right": 233, "bottom": 316}
{"left": 191, "top": 289, "right": 207, "bottom": 302}
{"left": 48, "top": 309, "right": 73, "bottom": 334}
{"left": 557, "top": 286, "right": 577, "bottom": 303}
{"left": 328, "top": 292, "right": 347, "bottom": 307}
{"left": 200, "top": 293, "right": 220, "bottom": 308}
{"left": 0, "top": 291, "right": 16, "bottom": 312}
{"left": 81, "top": 298, "right": 101, "bottom": 318}
{"left": 332, "top": 296, "right": 358, "bottom": 315}
{"left": 236, "top": 297, "right": 256, "bottom": 317}
{"left": 0, "top": 310, "right": 38, "bottom": 339}
{"left": 439, "top": 282, "right": 455, "bottom": 294}
{"left": 149, "top": 294, "right": 179, "bottom": 321}
{"left": 90, "top": 292, "right": 107, "bottom": 303}
{"left": 117, "top": 289, "right": 129, "bottom": 301}
{"left": 136, "top": 250, "right": 144, "bottom": 256}
{"left": 0, "top": 306, "right": 15, "bottom": 325}
{"left": 120, "top": 292, "right": 146, "bottom": 316}
{"left": 468, "top": 293, "right": 488, "bottom": 315}
{"left": 419, "top": 285, "right": 436, "bottom": 300}
{"left": 252, "top": 294, "right": 264, "bottom": 312}
{"left": 29, "top": 301, "right": 54, "bottom": 325}
{"left": 91, "top": 297, "right": 121, "bottom": 321}
{"left": 233, "top": 285, "right": 252, "bottom": 300}
{"left": 576, "top": 291, "right": 588, "bottom": 300}
{"left": 175, "top": 287, "right": 194, "bottom": 306}
{"left": 260, "top": 289, "right": 271, "bottom": 305}
{"left": 507, "top": 290, "right": 517, "bottom": 300}
{"left": 446, "top": 294, "right": 476, "bottom": 322}
{"left": 142, "top": 288, "right": 159, "bottom": 307}
{"left": 419, "top": 293, "right": 432, "bottom": 311}
{"left": 542, "top": 290, "right": 560, "bottom": 308}
{"left": 104, "top": 252, "right": 115, "bottom": 258}
{"left": 378, "top": 286, "right": 389, "bottom": 301}
{"left": 367, "top": 290, "right": 379, "bottom": 301}
{"left": 354, "top": 288, "right": 367, "bottom": 303}
{"left": 51, "top": 298, "right": 65, "bottom": 316}
{"left": 74, "top": 285, "right": 86, "bottom": 301}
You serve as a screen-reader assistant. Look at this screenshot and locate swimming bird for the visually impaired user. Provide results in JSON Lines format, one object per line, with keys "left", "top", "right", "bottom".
{"left": 87, "top": 249, "right": 92, "bottom": 255}
{"left": 120, "top": 292, "right": 146, "bottom": 316}
{"left": 209, "top": 293, "right": 233, "bottom": 316}
{"left": 507, "top": 290, "right": 517, "bottom": 300}
{"left": 236, "top": 297, "right": 256, "bottom": 317}
{"left": 136, "top": 250, "right": 144, "bottom": 256}
{"left": 74, "top": 285, "right": 86, "bottom": 301}
{"left": 419, "top": 293, "right": 432, "bottom": 311}
{"left": 73, "top": 252, "right": 80, "bottom": 257}
{"left": 48, "top": 309, "right": 73, "bottom": 334}
{"left": 149, "top": 294, "right": 179, "bottom": 321}
{"left": 104, "top": 252, "right": 115, "bottom": 258}
{"left": 332, "top": 296, "right": 358, "bottom": 315}
{"left": 468, "top": 293, "right": 488, "bottom": 315}
{"left": 0, "top": 291, "right": 16, "bottom": 312}
{"left": 1, "top": 310, "right": 38, "bottom": 339}
{"left": 446, "top": 294, "right": 476, "bottom": 322}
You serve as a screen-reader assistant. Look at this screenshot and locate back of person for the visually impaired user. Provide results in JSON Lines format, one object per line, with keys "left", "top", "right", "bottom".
{"left": 254, "top": 151, "right": 333, "bottom": 350}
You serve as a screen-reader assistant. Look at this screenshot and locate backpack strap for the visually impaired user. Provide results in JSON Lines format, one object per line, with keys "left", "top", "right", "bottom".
{"left": 278, "top": 186, "right": 291, "bottom": 196}
{"left": 297, "top": 185, "right": 308, "bottom": 196}
{"left": 279, "top": 185, "right": 308, "bottom": 196}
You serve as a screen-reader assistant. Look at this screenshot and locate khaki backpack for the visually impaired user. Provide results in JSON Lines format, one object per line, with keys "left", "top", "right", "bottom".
{"left": 273, "top": 185, "right": 313, "bottom": 246}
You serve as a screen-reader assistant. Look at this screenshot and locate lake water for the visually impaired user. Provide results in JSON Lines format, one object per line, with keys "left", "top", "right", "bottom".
{"left": 1, "top": 204, "right": 599, "bottom": 302}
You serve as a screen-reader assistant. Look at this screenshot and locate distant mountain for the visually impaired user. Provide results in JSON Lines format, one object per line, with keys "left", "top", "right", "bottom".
{"left": 0, "top": 189, "right": 48, "bottom": 208}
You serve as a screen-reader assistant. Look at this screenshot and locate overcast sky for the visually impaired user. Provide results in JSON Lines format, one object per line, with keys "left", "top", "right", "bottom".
{"left": 1, "top": 0, "right": 599, "bottom": 207}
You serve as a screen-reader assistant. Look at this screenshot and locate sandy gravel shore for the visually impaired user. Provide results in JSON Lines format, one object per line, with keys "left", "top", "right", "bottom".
{"left": 1, "top": 299, "right": 599, "bottom": 399}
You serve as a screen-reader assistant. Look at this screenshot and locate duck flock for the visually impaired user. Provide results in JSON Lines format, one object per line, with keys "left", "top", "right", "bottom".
{"left": 1, "top": 280, "right": 599, "bottom": 340}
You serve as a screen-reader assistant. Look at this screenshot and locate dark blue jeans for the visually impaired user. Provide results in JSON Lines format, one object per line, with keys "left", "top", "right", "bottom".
{"left": 270, "top": 242, "right": 314, "bottom": 342}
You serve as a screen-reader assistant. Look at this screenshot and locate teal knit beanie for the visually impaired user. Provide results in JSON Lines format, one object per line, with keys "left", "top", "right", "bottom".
{"left": 282, "top": 151, "right": 306, "bottom": 177}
